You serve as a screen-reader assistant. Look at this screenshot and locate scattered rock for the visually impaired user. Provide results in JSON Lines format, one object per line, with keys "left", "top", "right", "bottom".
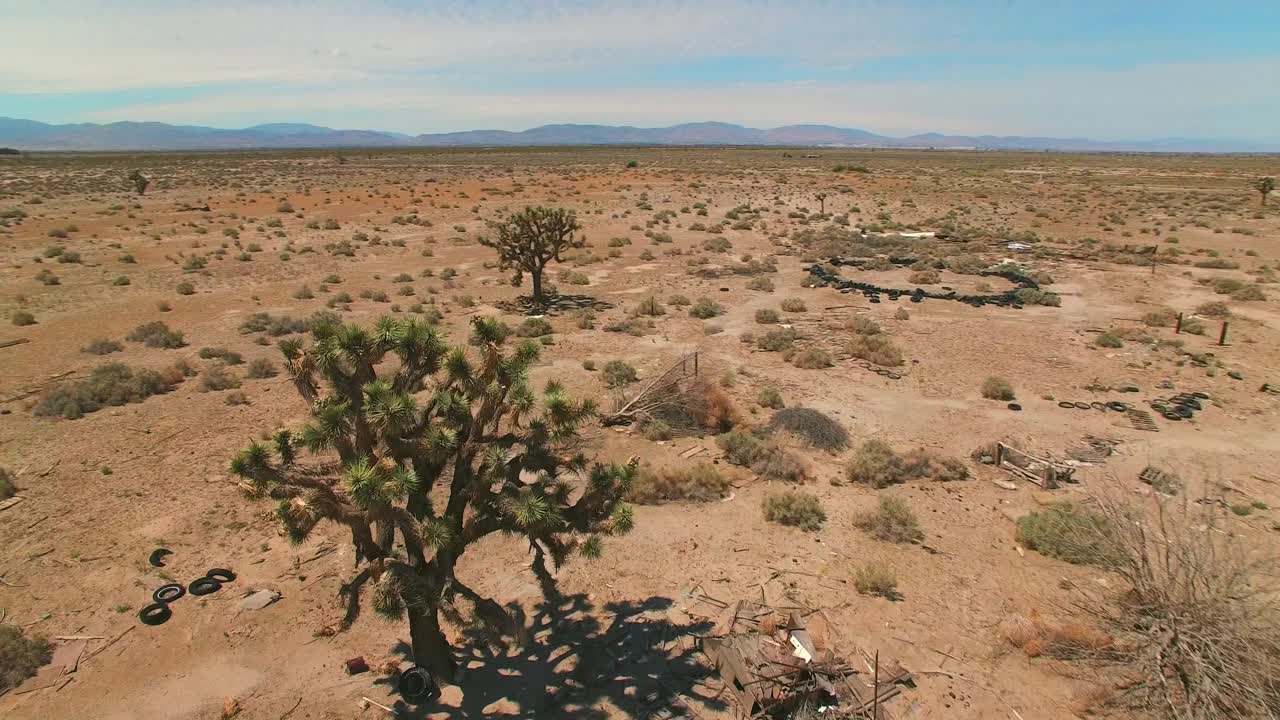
{"left": 239, "top": 589, "right": 281, "bottom": 610}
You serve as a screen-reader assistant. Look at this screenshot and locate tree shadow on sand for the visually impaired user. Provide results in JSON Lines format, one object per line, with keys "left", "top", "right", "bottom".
{"left": 495, "top": 293, "right": 614, "bottom": 316}
{"left": 377, "top": 587, "right": 724, "bottom": 719}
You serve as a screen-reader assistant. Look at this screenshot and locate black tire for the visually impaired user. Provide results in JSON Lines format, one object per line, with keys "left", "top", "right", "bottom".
{"left": 1107, "top": 402, "right": 1128, "bottom": 412}
{"left": 148, "top": 548, "right": 172, "bottom": 568}
{"left": 189, "top": 577, "right": 222, "bottom": 596}
{"left": 886, "top": 372, "right": 901, "bottom": 380}
{"left": 875, "top": 369, "right": 890, "bottom": 376}
{"left": 1073, "top": 402, "right": 1091, "bottom": 410}
{"left": 1176, "top": 406, "right": 1194, "bottom": 418}
{"left": 1178, "top": 398, "right": 1202, "bottom": 410}
{"left": 1058, "top": 401, "right": 1075, "bottom": 409}
{"left": 206, "top": 568, "right": 236, "bottom": 583}
{"left": 153, "top": 583, "right": 185, "bottom": 604}
{"left": 1151, "top": 403, "right": 1168, "bottom": 413}
{"left": 1090, "top": 402, "right": 1106, "bottom": 411}
{"left": 399, "top": 667, "right": 441, "bottom": 702}
{"left": 139, "top": 603, "right": 172, "bottom": 626}
{"left": 1192, "top": 392, "right": 1210, "bottom": 400}
{"left": 1163, "top": 411, "right": 1182, "bottom": 421}
{"left": 1007, "top": 403, "right": 1022, "bottom": 411}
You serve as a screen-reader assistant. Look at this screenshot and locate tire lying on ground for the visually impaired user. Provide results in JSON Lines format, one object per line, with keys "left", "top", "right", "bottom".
{"left": 1073, "top": 402, "right": 1091, "bottom": 410}
{"left": 188, "top": 577, "right": 222, "bottom": 596}
{"left": 152, "top": 583, "right": 185, "bottom": 604}
{"left": 139, "top": 603, "right": 172, "bottom": 626}
{"left": 206, "top": 568, "right": 236, "bottom": 583}
{"left": 1058, "top": 401, "right": 1076, "bottom": 409}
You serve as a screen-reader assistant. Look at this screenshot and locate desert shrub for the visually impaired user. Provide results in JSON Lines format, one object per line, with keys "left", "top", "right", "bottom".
{"left": 847, "top": 333, "right": 903, "bottom": 366}
{"left": 1095, "top": 332, "right": 1124, "bottom": 348}
{"left": 198, "top": 347, "right": 244, "bottom": 364}
{"left": 1195, "top": 301, "right": 1230, "bottom": 318}
{"left": 1231, "top": 284, "right": 1266, "bottom": 301}
{"left": 1000, "top": 609, "right": 1114, "bottom": 660}
{"left": 34, "top": 363, "right": 175, "bottom": 419}
{"left": 0, "top": 467, "right": 14, "bottom": 499}
{"left": 717, "top": 429, "right": 765, "bottom": 466}
{"left": 947, "top": 254, "right": 988, "bottom": 274}
{"left": 640, "top": 419, "right": 673, "bottom": 441}
{"left": 629, "top": 463, "right": 729, "bottom": 504}
{"left": 848, "top": 316, "right": 881, "bottom": 335}
{"left": 516, "top": 317, "right": 554, "bottom": 337}
{"left": 12, "top": 311, "right": 36, "bottom": 327}
{"left": 767, "top": 408, "right": 849, "bottom": 451}
{"left": 0, "top": 625, "right": 52, "bottom": 693}
{"left": 1142, "top": 308, "right": 1178, "bottom": 327}
{"left": 746, "top": 277, "right": 774, "bottom": 291}
{"left": 716, "top": 430, "right": 806, "bottom": 482}
{"left": 791, "top": 348, "right": 833, "bottom": 369}
{"left": 1015, "top": 502, "right": 1121, "bottom": 566}
{"left": 1014, "top": 288, "right": 1062, "bottom": 307}
{"left": 126, "top": 321, "right": 185, "bottom": 348}
{"left": 668, "top": 294, "right": 691, "bottom": 306}
{"left": 199, "top": 363, "right": 241, "bottom": 392}
{"left": 293, "top": 285, "right": 315, "bottom": 300}
{"left": 245, "top": 358, "right": 278, "bottom": 379}
{"left": 757, "top": 386, "right": 784, "bottom": 409}
{"left": 687, "top": 380, "right": 738, "bottom": 432}
{"left": 633, "top": 297, "right": 665, "bottom": 317}
{"left": 779, "top": 297, "right": 807, "bottom": 312}
{"left": 224, "top": 391, "right": 249, "bottom": 405}
{"left": 602, "top": 318, "right": 650, "bottom": 336}
{"left": 1180, "top": 317, "right": 1206, "bottom": 335}
{"left": 1194, "top": 258, "right": 1239, "bottom": 269}
{"left": 1209, "top": 278, "right": 1245, "bottom": 294}
{"left": 175, "top": 281, "right": 195, "bottom": 295}
{"left": 856, "top": 496, "right": 923, "bottom": 543}
{"left": 853, "top": 562, "right": 898, "bottom": 598}
{"left": 754, "top": 308, "right": 780, "bottom": 324}
{"left": 894, "top": 307, "right": 910, "bottom": 320}
{"left": 981, "top": 376, "right": 1015, "bottom": 400}
{"left": 239, "top": 313, "right": 306, "bottom": 336}
{"left": 762, "top": 491, "right": 826, "bottom": 530}
{"left": 909, "top": 269, "right": 941, "bottom": 284}
{"left": 757, "top": 327, "right": 798, "bottom": 352}
{"left": 689, "top": 298, "right": 724, "bottom": 319}
{"left": 603, "top": 360, "right": 638, "bottom": 388}
{"left": 844, "top": 439, "right": 967, "bottom": 488}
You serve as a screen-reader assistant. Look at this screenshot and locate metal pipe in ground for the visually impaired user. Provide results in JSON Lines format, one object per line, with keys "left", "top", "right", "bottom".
{"left": 1218, "top": 321, "right": 1229, "bottom": 346}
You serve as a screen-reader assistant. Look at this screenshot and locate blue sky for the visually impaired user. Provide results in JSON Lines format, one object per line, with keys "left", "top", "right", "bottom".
{"left": 2, "top": 1, "right": 1278, "bottom": 141}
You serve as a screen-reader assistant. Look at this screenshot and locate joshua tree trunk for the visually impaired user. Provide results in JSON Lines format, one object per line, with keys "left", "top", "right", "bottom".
{"left": 408, "top": 604, "right": 457, "bottom": 683}
{"left": 530, "top": 265, "right": 545, "bottom": 305}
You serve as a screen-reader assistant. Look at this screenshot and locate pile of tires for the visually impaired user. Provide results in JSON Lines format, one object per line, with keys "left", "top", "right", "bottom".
{"left": 139, "top": 567, "right": 236, "bottom": 626}
{"left": 1149, "top": 392, "right": 1209, "bottom": 421}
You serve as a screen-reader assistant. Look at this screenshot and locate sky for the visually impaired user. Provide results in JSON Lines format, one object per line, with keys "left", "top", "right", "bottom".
{"left": 2, "top": 0, "right": 1278, "bottom": 142}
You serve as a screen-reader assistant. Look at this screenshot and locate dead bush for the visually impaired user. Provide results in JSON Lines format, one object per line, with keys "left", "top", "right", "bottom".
{"left": 126, "top": 321, "right": 185, "bottom": 348}
{"left": 1142, "top": 308, "right": 1179, "bottom": 327}
{"left": 790, "top": 347, "right": 833, "bottom": 369}
{"left": 779, "top": 297, "right": 807, "bottom": 312}
{"left": 909, "top": 269, "right": 941, "bottom": 284}
{"left": 199, "top": 363, "right": 242, "bottom": 392}
{"left": 767, "top": 407, "right": 849, "bottom": 451}
{"left": 754, "top": 308, "right": 780, "bottom": 324}
{"left": 855, "top": 495, "right": 923, "bottom": 543}
{"left": 844, "top": 439, "right": 968, "bottom": 487}
{"left": 757, "top": 327, "right": 798, "bottom": 352}
{"left": 1000, "top": 609, "right": 1114, "bottom": 660}
{"left": 853, "top": 562, "right": 898, "bottom": 598}
{"left": 1195, "top": 301, "right": 1230, "bottom": 318}
{"left": 0, "top": 625, "right": 52, "bottom": 693}
{"left": 847, "top": 316, "right": 881, "bottom": 335}
{"left": 685, "top": 379, "right": 738, "bottom": 432}
{"left": 762, "top": 491, "right": 826, "bottom": 530}
{"left": 628, "top": 463, "right": 729, "bottom": 504}
{"left": 82, "top": 339, "right": 123, "bottom": 355}
{"left": 245, "top": 358, "right": 278, "bottom": 379}
{"left": 847, "top": 333, "right": 903, "bottom": 366}
{"left": 1231, "top": 284, "right": 1267, "bottom": 301}
{"left": 981, "top": 376, "right": 1015, "bottom": 400}
{"left": 34, "top": 363, "right": 177, "bottom": 419}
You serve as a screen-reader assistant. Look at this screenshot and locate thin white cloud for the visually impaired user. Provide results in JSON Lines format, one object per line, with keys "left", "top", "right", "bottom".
{"left": 82, "top": 57, "right": 1280, "bottom": 141}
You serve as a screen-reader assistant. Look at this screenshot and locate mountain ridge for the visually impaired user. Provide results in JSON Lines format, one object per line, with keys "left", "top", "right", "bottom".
{"left": 1, "top": 117, "right": 1273, "bottom": 153}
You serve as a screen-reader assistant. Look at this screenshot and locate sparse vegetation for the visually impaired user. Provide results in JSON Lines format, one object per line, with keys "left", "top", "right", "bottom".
{"left": 35, "top": 363, "right": 178, "bottom": 419}
{"left": 0, "top": 625, "right": 53, "bottom": 693}
{"left": 603, "top": 360, "right": 638, "bottom": 387}
{"left": 981, "top": 376, "right": 1015, "bottom": 400}
{"left": 126, "top": 321, "right": 185, "bottom": 348}
{"left": 762, "top": 491, "right": 826, "bottom": 530}
{"left": 853, "top": 562, "right": 898, "bottom": 598}
{"left": 844, "top": 439, "right": 968, "bottom": 487}
{"left": 856, "top": 496, "right": 923, "bottom": 543}
{"left": 628, "top": 463, "right": 729, "bottom": 504}
{"left": 767, "top": 407, "right": 848, "bottom": 451}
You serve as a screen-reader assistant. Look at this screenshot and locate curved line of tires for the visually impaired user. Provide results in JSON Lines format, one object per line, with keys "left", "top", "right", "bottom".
{"left": 138, "top": 566, "right": 236, "bottom": 626}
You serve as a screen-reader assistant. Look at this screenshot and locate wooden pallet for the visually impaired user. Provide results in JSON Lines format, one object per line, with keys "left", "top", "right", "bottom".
{"left": 1126, "top": 409, "right": 1159, "bottom": 432}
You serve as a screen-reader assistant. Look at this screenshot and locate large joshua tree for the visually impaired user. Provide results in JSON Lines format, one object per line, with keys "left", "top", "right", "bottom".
{"left": 480, "top": 206, "right": 583, "bottom": 307}
{"left": 228, "top": 315, "right": 635, "bottom": 684}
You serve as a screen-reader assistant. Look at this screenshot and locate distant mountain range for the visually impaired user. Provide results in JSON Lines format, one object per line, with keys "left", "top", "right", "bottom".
{"left": 1, "top": 117, "right": 1274, "bottom": 153}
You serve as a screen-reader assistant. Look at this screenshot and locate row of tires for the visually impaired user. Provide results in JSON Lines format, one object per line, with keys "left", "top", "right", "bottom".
{"left": 139, "top": 568, "right": 237, "bottom": 626}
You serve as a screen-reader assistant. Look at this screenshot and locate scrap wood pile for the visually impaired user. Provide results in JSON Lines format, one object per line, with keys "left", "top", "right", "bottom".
{"left": 601, "top": 352, "right": 701, "bottom": 428}
{"left": 700, "top": 600, "right": 914, "bottom": 719}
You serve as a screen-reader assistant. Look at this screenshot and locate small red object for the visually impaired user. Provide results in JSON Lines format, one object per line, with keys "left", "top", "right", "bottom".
{"left": 345, "top": 656, "right": 369, "bottom": 675}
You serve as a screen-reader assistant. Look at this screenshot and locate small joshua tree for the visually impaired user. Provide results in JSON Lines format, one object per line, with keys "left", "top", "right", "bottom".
{"left": 128, "top": 170, "right": 149, "bottom": 196}
{"left": 1257, "top": 176, "right": 1275, "bottom": 206}
{"left": 229, "top": 315, "right": 635, "bottom": 684}
{"left": 815, "top": 192, "right": 828, "bottom": 215}
{"left": 480, "top": 206, "right": 582, "bottom": 307}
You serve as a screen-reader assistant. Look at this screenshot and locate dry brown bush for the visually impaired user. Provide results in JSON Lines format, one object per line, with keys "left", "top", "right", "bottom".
{"left": 628, "top": 463, "right": 729, "bottom": 504}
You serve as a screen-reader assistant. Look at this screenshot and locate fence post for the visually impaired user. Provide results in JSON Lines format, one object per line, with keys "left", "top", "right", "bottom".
{"left": 1175, "top": 312, "right": 1183, "bottom": 334}
{"left": 1218, "top": 321, "right": 1229, "bottom": 346}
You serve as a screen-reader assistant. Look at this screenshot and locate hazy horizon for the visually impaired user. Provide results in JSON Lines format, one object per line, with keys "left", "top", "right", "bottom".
{"left": 3, "top": 1, "right": 1279, "bottom": 144}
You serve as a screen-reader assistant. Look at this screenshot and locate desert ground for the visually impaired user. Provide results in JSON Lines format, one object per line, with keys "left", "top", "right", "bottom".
{"left": 1, "top": 147, "right": 1278, "bottom": 720}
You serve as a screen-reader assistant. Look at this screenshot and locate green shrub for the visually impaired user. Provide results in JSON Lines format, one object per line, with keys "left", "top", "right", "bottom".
{"left": 1209, "top": 278, "right": 1245, "bottom": 295}
{"left": 198, "top": 347, "right": 244, "bottom": 364}
{"left": 34, "top": 363, "right": 175, "bottom": 419}
{"left": 239, "top": 312, "right": 306, "bottom": 336}
{"left": 767, "top": 408, "right": 848, "bottom": 451}
{"left": 716, "top": 430, "right": 807, "bottom": 482}
{"left": 856, "top": 496, "right": 923, "bottom": 543}
{"left": 628, "top": 463, "right": 729, "bottom": 504}
{"left": 757, "top": 386, "right": 784, "bottom": 409}
{"left": 126, "top": 321, "right": 185, "bottom": 348}
{"left": 844, "top": 439, "right": 967, "bottom": 488}
{"left": 746, "top": 277, "right": 775, "bottom": 291}
{"left": 981, "top": 376, "right": 1015, "bottom": 400}
{"left": 245, "top": 358, "right": 278, "bottom": 379}
{"left": 633, "top": 297, "right": 665, "bottom": 317}
{"left": 1231, "top": 284, "right": 1266, "bottom": 301}
{"left": 641, "top": 419, "right": 673, "bottom": 441}
{"left": 848, "top": 316, "right": 881, "bottom": 335}
{"left": 603, "top": 360, "right": 638, "bottom": 387}
{"left": 11, "top": 311, "right": 35, "bottom": 327}
{"left": 0, "top": 625, "right": 52, "bottom": 693}
{"left": 1096, "top": 332, "right": 1124, "bottom": 348}
{"left": 757, "top": 327, "right": 798, "bottom": 352}
{"left": 668, "top": 294, "right": 691, "bottom": 306}
{"left": 1014, "top": 288, "right": 1062, "bottom": 307}
{"left": 763, "top": 491, "right": 826, "bottom": 530}
{"left": 1015, "top": 502, "right": 1121, "bottom": 567}
{"left": 689, "top": 297, "right": 725, "bottom": 319}
{"left": 175, "top": 281, "right": 195, "bottom": 295}
{"left": 853, "top": 562, "right": 898, "bottom": 598}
